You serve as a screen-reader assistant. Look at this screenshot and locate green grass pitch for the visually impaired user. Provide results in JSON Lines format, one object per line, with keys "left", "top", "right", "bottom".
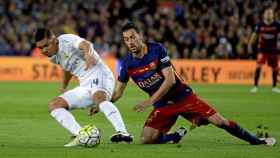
{"left": 0, "top": 82, "right": 279, "bottom": 158}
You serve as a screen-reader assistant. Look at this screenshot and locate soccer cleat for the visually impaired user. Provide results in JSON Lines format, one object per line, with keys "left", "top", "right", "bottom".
{"left": 64, "top": 136, "right": 81, "bottom": 147}
{"left": 250, "top": 87, "right": 258, "bottom": 93}
{"left": 260, "top": 137, "right": 277, "bottom": 146}
{"left": 110, "top": 131, "right": 133, "bottom": 143}
{"left": 272, "top": 87, "right": 280, "bottom": 93}
{"left": 256, "top": 124, "right": 264, "bottom": 138}
{"left": 173, "top": 127, "right": 187, "bottom": 144}
{"left": 256, "top": 125, "right": 271, "bottom": 139}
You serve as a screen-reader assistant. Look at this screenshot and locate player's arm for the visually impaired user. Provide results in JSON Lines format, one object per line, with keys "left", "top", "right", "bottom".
{"left": 150, "top": 45, "right": 176, "bottom": 103}
{"left": 277, "top": 33, "right": 280, "bottom": 50}
{"left": 134, "top": 44, "right": 175, "bottom": 112}
{"left": 248, "top": 24, "right": 260, "bottom": 54}
{"left": 111, "top": 58, "right": 129, "bottom": 103}
{"left": 150, "top": 66, "right": 175, "bottom": 103}
{"left": 78, "top": 40, "right": 97, "bottom": 70}
{"left": 248, "top": 32, "right": 257, "bottom": 54}
{"left": 111, "top": 80, "right": 127, "bottom": 102}
{"left": 277, "top": 23, "right": 280, "bottom": 50}
{"left": 134, "top": 66, "right": 175, "bottom": 112}
{"left": 60, "top": 70, "right": 73, "bottom": 93}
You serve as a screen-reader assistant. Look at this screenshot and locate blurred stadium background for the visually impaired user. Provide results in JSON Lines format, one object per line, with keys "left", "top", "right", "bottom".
{"left": 0, "top": 0, "right": 279, "bottom": 84}
{"left": 0, "top": 0, "right": 279, "bottom": 158}
{"left": 0, "top": 0, "right": 278, "bottom": 59}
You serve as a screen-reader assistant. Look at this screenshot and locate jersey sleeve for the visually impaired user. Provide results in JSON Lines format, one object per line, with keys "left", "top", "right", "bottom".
{"left": 71, "top": 35, "right": 84, "bottom": 49}
{"left": 158, "top": 44, "right": 171, "bottom": 70}
{"left": 118, "top": 60, "right": 129, "bottom": 83}
{"left": 59, "top": 34, "right": 84, "bottom": 49}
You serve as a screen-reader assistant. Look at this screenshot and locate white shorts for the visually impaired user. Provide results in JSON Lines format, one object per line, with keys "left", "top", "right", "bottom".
{"left": 60, "top": 69, "right": 115, "bottom": 110}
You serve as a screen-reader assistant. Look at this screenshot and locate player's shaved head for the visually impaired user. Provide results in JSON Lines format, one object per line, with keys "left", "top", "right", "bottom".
{"left": 121, "top": 22, "right": 140, "bottom": 34}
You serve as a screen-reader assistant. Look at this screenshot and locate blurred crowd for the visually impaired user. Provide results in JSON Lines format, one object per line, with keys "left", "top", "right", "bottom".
{"left": 0, "top": 0, "right": 279, "bottom": 59}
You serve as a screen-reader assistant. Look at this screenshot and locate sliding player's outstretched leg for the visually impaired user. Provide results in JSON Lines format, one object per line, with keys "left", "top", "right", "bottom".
{"left": 208, "top": 113, "right": 276, "bottom": 146}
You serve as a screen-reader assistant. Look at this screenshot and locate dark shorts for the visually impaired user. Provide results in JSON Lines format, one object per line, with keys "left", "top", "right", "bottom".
{"left": 257, "top": 53, "right": 279, "bottom": 68}
{"left": 144, "top": 93, "right": 216, "bottom": 133}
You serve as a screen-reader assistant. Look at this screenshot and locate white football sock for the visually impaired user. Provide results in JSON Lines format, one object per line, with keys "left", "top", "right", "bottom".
{"left": 50, "top": 108, "right": 81, "bottom": 136}
{"left": 99, "top": 101, "right": 128, "bottom": 133}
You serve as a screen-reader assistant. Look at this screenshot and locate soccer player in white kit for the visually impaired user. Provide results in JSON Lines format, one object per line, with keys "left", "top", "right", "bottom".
{"left": 34, "top": 28, "right": 133, "bottom": 147}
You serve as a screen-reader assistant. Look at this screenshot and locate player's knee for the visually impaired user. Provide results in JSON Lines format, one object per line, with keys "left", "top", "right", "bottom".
{"left": 93, "top": 91, "right": 108, "bottom": 106}
{"left": 48, "top": 98, "right": 68, "bottom": 113}
{"left": 48, "top": 101, "right": 58, "bottom": 113}
{"left": 140, "top": 132, "right": 159, "bottom": 144}
{"left": 213, "top": 118, "right": 230, "bottom": 129}
{"left": 140, "top": 136, "right": 157, "bottom": 144}
{"left": 140, "top": 137, "right": 148, "bottom": 144}
{"left": 209, "top": 114, "right": 229, "bottom": 127}
{"left": 218, "top": 120, "right": 230, "bottom": 128}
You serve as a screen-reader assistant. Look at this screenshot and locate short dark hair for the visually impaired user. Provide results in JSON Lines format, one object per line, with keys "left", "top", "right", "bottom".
{"left": 33, "top": 28, "right": 52, "bottom": 42}
{"left": 121, "top": 22, "right": 139, "bottom": 33}
{"left": 262, "top": 3, "right": 274, "bottom": 13}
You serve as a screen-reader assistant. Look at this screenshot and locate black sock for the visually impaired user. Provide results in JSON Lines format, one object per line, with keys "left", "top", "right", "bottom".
{"left": 220, "top": 120, "right": 266, "bottom": 145}
{"left": 157, "top": 133, "right": 180, "bottom": 144}
{"left": 254, "top": 67, "right": 261, "bottom": 87}
{"left": 272, "top": 69, "right": 278, "bottom": 87}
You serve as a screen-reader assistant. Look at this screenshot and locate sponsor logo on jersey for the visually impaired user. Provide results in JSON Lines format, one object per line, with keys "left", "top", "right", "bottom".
{"left": 260, "top": 27, "right": 277, "bottom": 31}
{"left": 262, "top": 33, "right": 276, "bottom": 39}
{"left": 137, "top": 72, "right": 163, "bottom": 88}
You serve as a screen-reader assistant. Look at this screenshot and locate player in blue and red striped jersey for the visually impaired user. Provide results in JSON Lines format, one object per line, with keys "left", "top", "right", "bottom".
{"left": 248, "top": 7, "right": 280, "bottom": 93}
{"left": 112, "top": 22, "right": 276, "bottom": 146}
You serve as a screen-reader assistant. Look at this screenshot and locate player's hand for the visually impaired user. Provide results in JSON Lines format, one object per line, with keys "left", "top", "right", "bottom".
{"left": 88, "top": 106, "right": 99, "bottom": 116}
{"left": 85, "top": 54, "right": 96, "bottom": 70}
{"left": 134, "top": 99, "right": 153, "bottom": 112}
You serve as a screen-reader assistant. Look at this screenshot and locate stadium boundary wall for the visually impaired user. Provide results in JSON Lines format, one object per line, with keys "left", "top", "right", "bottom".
{"left": 0, "top": 57, "right": 278, "bottom": 85}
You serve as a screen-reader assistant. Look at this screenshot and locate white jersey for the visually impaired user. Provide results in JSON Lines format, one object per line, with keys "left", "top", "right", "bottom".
{"left": 49, "top": 34, "right": 112, "bottom": 82}
{"left": 51, "top": 34, "right": 115, "bottom": 108}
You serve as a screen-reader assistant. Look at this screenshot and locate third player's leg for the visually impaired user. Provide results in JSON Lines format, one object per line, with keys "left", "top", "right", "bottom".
{"left": 268, "top": 54, "right": 280, "bottom": 92}
{"left": 252, "top": 53, "right": 265, "bottom": 92}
